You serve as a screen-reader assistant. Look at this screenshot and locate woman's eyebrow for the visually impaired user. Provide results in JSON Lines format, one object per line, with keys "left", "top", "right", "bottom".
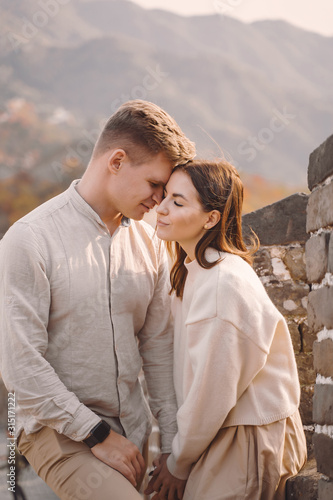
{"left": 173, "top": 193, "right": 187, "bottom": 201}
{"left": 164, "top": 188, "right": 188, "bottom": 201}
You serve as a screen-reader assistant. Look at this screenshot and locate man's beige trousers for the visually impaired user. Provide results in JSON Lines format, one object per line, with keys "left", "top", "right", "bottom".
{"left": 17, "top": 426, "right": 144, "bottom": 500}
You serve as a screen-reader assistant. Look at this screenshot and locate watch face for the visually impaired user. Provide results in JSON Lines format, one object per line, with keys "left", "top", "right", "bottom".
{"left": 94, "top": 421, "right": 111, "bottom": 442}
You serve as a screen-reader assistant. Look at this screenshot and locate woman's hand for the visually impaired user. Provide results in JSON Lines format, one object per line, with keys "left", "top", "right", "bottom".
{"left": 144, "top": 454, "right": 186, "bottom": 500}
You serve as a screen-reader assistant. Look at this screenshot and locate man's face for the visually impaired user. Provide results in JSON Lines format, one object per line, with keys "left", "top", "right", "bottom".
{"left": 110, "top": 152, "right": 173, "bottom": 220}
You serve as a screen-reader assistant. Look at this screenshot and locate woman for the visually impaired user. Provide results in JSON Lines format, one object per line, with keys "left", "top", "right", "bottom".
{"left": 147, "top": 160, "right": 307, "bottom": 500}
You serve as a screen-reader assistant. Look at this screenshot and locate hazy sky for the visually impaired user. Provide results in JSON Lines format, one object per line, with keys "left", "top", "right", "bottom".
{"left": 131, "top": 0, "right": 333, "bottom": 37}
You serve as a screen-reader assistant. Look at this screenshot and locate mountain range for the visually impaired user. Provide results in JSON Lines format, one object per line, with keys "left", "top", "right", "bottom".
{"left": 1, "top": 0, "right": 333, "bottom": 186}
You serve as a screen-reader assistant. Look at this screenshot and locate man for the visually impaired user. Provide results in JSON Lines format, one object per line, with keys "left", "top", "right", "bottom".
{"left": 0, "top": 100, "right": 195, "bottom": 499}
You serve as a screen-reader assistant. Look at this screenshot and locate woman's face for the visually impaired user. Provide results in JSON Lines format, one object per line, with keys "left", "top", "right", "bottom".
{"left": 156, "top": 170, "right": 211, "bottom": 257}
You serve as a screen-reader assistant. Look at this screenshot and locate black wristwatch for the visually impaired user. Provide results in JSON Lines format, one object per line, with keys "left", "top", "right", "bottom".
{"left": 83, "top": 420, "right": 111, "bottom": 448}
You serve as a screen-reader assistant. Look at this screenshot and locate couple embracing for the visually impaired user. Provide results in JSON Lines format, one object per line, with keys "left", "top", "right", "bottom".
{"left": 0, "top": 100, "right": 306, "bottom": 500}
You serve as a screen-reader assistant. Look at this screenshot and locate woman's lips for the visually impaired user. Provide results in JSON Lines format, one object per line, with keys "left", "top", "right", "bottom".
{"left": 156, "top": 219, "right": 169, "bottom": 226}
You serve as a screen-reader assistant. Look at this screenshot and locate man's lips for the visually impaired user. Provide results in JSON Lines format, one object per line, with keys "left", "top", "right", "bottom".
{"left": 141, "top": 204, "right": 153, "bottom": 212}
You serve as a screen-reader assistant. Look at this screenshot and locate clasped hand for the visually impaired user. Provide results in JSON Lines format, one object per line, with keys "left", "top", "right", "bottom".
{"left": 144, "top": 454, "right": 186, "bottom": 500}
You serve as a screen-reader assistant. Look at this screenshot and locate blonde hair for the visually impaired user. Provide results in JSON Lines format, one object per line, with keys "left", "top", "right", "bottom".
{"left": 93, "top": 100, "right": 196, "bottom": 166}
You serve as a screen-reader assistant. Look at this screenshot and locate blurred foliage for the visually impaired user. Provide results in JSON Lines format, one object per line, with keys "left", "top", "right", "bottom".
{"left": 241, "top": 173, "right": 308, "bottom": 214}
{"left": 0, "top": 171, "right": 75, "bottom": 231}
{"left": 0, "top": 99, "right": 85, "bottom": 235}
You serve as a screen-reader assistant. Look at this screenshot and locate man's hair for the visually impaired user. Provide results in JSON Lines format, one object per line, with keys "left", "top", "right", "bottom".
{"left": 92, "top": 100, "right": 196, "bottom": 166}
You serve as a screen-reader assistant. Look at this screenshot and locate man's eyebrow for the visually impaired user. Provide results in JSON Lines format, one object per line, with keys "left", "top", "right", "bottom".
{"left": 149, "top": 178, "right": 167, "bottom": 186}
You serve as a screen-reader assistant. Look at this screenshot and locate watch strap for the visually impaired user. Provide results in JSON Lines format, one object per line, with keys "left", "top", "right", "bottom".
{"left": 83, "top": 420, "right": 111, "bottom": 448}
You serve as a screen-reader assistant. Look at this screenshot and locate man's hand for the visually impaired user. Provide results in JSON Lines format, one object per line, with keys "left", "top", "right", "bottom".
{"left": 144, "top": 454, "right": 186, "bottom": 500}
{"left": 90, "top": 430, "right": 145, "bottom": 488}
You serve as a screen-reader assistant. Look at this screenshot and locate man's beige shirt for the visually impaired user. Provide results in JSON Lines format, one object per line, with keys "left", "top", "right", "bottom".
{"left": 0, "top": 180, "right": 177, "bottom": 452}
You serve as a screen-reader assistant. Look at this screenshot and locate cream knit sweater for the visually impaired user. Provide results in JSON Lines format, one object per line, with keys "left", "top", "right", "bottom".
{"left": 167, "top": 249, "right": 300, "bottom": 479}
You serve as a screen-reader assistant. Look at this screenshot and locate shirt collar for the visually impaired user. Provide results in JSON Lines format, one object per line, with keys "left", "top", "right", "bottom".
{"left": 68, "top": 179, "right": 132, "bottom": 229}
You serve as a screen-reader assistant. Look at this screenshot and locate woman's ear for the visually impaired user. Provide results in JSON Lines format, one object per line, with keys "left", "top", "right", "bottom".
{"left": 107, "top": 149, "right": 126, "bottom": 174}
{"left": 205, "top": 210, "right": 221, "bottom": 230}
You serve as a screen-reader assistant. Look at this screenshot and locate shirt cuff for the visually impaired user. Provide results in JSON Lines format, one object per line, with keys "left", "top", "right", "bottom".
{"left": 157, "top": 405, "right": 178, "bottom": 453}
{"left": 160, "top": 431, "right": 176, "bottom": 454}
{"left": 63, "top": 404, "right": 101, "bottom": 441}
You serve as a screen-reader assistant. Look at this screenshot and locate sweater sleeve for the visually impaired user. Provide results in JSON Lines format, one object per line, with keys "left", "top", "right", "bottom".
{"left": 167, "top": 316, "right": 267, "bottom": 479}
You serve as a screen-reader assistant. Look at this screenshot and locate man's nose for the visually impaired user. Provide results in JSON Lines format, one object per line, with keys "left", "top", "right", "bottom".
{"left": 152, "top": 187, "right": 164, "bottom": 205}
{"left": 156, "top": 198, "right": 168, "bottom": 214}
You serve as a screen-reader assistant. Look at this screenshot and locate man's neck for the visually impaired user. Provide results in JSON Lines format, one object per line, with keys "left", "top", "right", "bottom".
{"left": 103, "top": 214, "right": 124, "bottom": 236}
{"left": 75, "top": 178, "right": 123, "bottom": 236}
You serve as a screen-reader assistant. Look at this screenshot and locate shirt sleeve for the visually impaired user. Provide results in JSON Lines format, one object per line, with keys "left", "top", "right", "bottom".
{"left": 138, "top": 241, "right": 178, "bottom": 453}
{"left": 0, "top": 223, "right": 100, "bottom": 441}
{"left": 167, "top": 316, "right": 267, "bottom": 479}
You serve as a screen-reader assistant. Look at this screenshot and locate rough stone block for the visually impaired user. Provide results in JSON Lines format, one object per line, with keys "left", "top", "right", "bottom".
{"left": 306, "top": 182, "right": 333, "bottom": 233}
{"left": 308, "top": 134, "right": 333, "bottom": 190}
{"left": 242, "top": 193, "right": 308, "bottom": 246}
{"left": 286, "top": 458, "right": 319, "bottom": 499}
{"left": 266, "top": 281, "right": 308, "bottom": 317}
{"left": 305, "top": 233, "right": 330, "bottom": 283}
{"left": 300, "top": 385, "right": 314, "bottom": 426}
{"left": 295, "top": 353, "right": 316, "bottom": 386}
{"left": 313, "top": 385, "right": 333, "bottom": 425}
{"left": 318, "top": 478, "right": 333, "bottom": 500}
{"left": 300, "top": 321, "right": 316, "bottom": 354}
{"left": 313, "top": 339, "right": 333, "bottom": 378}
{"left": 253, "top": 248, "right": 273, "bottom": 277}
{"left": 313, "top": 433, "right": 333, "bottom": 479}
{"left": 307, "top": 287, "right": 333, "bottom": 333}
{"left": 283, "top": 246, "right": 307, "bottom": 282}
{"left": 304, "top": 429, "right": 315, "bottom": 460}
{"left": 288, "top": 321, "right": 302, "bottom": 353}
{"left": 329, "top": 234, "right": 333, "bottom": 274}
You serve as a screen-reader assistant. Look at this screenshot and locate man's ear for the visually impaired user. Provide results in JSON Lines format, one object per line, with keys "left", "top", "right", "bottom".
{"left": 205, "top": 210, "right": 221, "bottom": 229}
{"left": 107, "top": 149, "right": 127, "bottom": 174}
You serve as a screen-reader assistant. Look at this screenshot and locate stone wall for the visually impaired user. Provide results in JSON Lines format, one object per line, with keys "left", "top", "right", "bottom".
{"left": 243, "top": 192, "right": 315, "bottom": 456}
{"left": 242, "top": 190, "right": 328, "bottom": 500}
{"left": 306, "top": 134, "right": 333, "bottom": 500}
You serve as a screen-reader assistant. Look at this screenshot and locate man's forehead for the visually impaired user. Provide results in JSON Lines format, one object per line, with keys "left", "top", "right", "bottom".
{"left": 147, "top": 168, "right": 172, "bottom": 186}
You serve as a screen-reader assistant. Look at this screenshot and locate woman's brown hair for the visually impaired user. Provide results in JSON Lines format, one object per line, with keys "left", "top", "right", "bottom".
{"left": 167, "top": 160, "right": 259, "bottom": 298}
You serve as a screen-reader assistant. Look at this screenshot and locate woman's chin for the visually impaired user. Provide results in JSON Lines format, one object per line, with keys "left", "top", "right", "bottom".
{"left": 156, "top": 228, "right": 171, "bottom": 241}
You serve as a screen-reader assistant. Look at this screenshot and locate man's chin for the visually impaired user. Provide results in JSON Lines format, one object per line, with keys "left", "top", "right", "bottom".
{"left": 126, "top": 211, "right": 144, "bottom": 221}
{"left": 124, "top": 205, "right": 151, "bottom": 221}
